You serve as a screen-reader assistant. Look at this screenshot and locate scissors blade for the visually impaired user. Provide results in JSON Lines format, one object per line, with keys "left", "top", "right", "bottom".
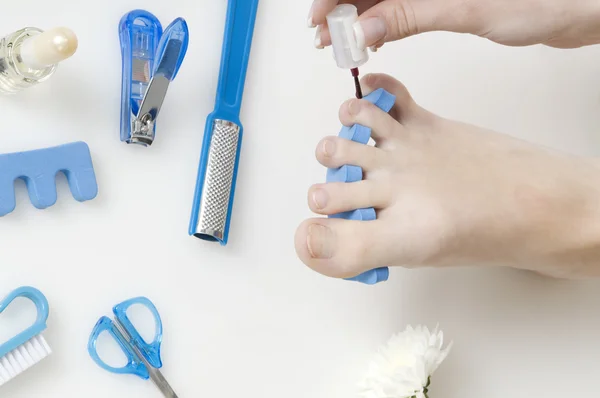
{"left": 147, "top": 366, "right": 179, "bottom": 398}
{"left": 127, "top": 336, "right": 179, "bottom": 398}
{"left": 114, "top": 319, "right": 179, "bottom": 398}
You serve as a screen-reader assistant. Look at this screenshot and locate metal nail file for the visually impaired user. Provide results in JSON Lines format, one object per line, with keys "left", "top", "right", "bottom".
{"left": 189, "top": 0, "right": 260, "bottom": 244}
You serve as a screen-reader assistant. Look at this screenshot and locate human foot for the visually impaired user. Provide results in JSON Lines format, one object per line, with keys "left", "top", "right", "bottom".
{"left": 295, "top": 73, "right": 600, "bottom": 280}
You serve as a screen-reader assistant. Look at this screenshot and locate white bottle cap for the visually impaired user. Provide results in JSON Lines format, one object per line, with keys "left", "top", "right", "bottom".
{"left": 19, "top": 27, "right": 78, "bottom": 70}
{"left": 326, "top": 4, "right": 368, "bottom": 69}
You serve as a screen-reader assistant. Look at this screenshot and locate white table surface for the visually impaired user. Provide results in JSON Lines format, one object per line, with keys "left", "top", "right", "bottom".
{"left": 2, "top": 1, "right": 600, "bottom": 397}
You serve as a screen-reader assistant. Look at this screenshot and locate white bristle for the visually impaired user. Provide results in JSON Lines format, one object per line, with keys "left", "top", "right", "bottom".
{"left": 0, "top": 335, "right": 51, "bottom": 387}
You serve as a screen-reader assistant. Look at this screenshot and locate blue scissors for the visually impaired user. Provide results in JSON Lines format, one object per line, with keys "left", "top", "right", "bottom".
{"left": 87, "top": 297, "right": 178, "bottom": 398}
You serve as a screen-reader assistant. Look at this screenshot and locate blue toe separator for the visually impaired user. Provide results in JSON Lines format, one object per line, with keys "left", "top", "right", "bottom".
{"left": 326, "top": 88, "right": 396, "bottom": 285}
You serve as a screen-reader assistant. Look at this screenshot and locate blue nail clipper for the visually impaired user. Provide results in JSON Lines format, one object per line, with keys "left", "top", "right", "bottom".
{"left": 119, "top": 10, "right": 189, "bottom": 146}
{"left": 189, "top": 0, "right": 260, "bottom": 244}
{"left": 88, "top": 297, "right": 177, "bottom": 398}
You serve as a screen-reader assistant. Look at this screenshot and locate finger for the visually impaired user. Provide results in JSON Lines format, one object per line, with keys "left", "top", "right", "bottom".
{"left": 353, "top": 0, "right": 483, "bottom": 49}
{"left": 314, "top": 24, "right": 326, "bottom": 49}
{"left": 315, "top": 136, "right": 389, "bottom": 171}
{"left": 339, "top": 98, "right": 405, "bottom": 142}
{"left": 317, "top": 23, "right": 331, "bottom": 48}
{"left": 308, "top": 0, "right": 340, "bottom": 27}
{"left": 308, "top": 180, "right": 392, "bottom": 215}
{"left": 312, "top": 1, "right": 381, "bottom": 47}
{"left": 309, "top": 0, "right": 380, "bottom": 27}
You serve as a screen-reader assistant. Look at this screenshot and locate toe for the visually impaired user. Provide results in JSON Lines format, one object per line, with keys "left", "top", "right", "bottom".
{"left": 315, "top": 136, "right": 389, "bottom": 170}
{"left": 308, "top": 180, "right": 391, "bottom": 215}
{"left": 339, "top": 98, "right": 404, "bottom": 142}
{"left": 360, "top": 73, "right": 428, "bottom": 125}
{"left": 295, "top": 218, "right": 391, "bottom": 279}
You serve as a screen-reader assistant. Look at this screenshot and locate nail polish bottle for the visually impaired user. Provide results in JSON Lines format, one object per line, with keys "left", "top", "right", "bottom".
{"left": 326, "top": 4, "right": 368, "bottom": 70}
{"left": 0, "top": 27, "right": 78, "bottom": 94}
{"left": 326, "top": 4, "right": 369, "bottom": 98}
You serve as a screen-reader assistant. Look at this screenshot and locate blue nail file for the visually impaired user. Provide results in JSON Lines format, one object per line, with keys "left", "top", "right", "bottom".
{"left": 0, "top": 142, "right": 98, "bottom": 216}
{"left": 189, "top": 0, "right": 259, "bottom": 244}
{"left": 326, "top": 88, "right": 396, "bottom": 285}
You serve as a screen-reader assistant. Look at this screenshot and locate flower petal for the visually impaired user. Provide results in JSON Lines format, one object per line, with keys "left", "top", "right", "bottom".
{"left": 358, "top": 325, "right": 452, "bottom": 398}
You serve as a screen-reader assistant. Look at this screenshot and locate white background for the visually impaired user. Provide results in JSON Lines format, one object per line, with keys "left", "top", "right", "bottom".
{"left": 1, "top": 1, "right": 600, "bottom": 397}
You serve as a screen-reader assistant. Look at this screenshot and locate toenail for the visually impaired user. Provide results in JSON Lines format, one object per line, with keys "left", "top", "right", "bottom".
{"left": 312, "top": 189, "right": 328, "bottom": 209}
{"left": 322, "top": 139, "right": 336, "bottom": 157}
{"left": 347, "top": 99, "right": 360, "bottom": 116}
{"left": 307, "top": 224, "right": 334, "bottom": 259}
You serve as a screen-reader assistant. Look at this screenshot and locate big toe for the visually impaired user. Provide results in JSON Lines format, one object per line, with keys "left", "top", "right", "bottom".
{"left": 295, "top": 218, "right": 391, "bottom": 279}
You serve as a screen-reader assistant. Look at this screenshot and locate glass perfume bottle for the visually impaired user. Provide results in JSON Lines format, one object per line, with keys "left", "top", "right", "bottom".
{"left": 0, "top": 27, "right": 78, "bottom": 94}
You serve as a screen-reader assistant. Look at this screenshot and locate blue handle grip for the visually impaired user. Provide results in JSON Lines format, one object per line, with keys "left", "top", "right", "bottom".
{"left": 118, "top": 10, "right": 188, "bottom": 145}
{"left": 213, "top": 0, "right": 260, "bottom": 122}
{"left": 113, "top": 297, "right": 163, "bottom": 369}
{"left": 0, "top": 286, "right": 49, "bottom": 358}
{"left": 326, "top": 89, "right": 396, "bottom": 285}
{"left": 87, "top": 297, "right": 164, "bottom": 379}
{"left": 153, "top": 18, "right": 189, "bottom": 80}
{"left": 119, "top": 10, "right": 163, "bottom": 143}
{"left": 88, "top": 317, "right": 150, "bottom": 380}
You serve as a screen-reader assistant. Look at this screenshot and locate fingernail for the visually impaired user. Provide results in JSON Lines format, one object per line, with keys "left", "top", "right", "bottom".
{"left": 322, "top": 139, "right": 335, "bottom": 157}
{"left": 307, "top": 224, "right": 334, "bottom": 259}
{"left": 312, "top": 189, "right": 328, "bottom": 210}
{"left": 307, "top": 2, "right": 316, "bottom": 28}
{"left": 353, "top": 17, "right": 386, "bottom": 50}
{"left": 314, "top": 25, "right": 323, "bottom": 49}
{"left": 369, "top": 45, "right": 378, "bottom": 53}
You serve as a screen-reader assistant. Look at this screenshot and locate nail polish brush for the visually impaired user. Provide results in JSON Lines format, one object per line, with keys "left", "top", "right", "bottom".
{"left": 326, "top": 4, "right": 368, "bottom": 98}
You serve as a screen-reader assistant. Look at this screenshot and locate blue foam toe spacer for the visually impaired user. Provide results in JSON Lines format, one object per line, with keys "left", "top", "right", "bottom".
{"left": 0, "top": 142, "right": 98, "bottom": 216}
{"left": 345, "top": 267, "right": 390, "bottom": 284}
{"left": 326, "top": 88, "right": 396, "bottom": 285}
{"left": 329, "top": 208, "right": 376, "bottom": 221}
{"left": 326, "top": 165, "right": 362, "bottom": 184}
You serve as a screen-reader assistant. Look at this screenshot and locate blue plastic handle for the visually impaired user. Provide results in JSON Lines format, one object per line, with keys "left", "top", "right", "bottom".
{"left": 88, "top": 316, "right": 150, "bottom": 379}
{"left": 188, "top": 0, "right": 260, "bottom": 245}
{"left": 213, "top": 0, "right": 260, "bottom": 122}
{"left": 87, "top": 297, "right": 163, "bottom": 379}
{"left": 112, "top": 297, "right": 163, "bottom": 368}
{"left": 118, "top": 10, "right": 188, "bottom": 145}
{"left": 119, "top": 10, "right": 163, "bottom": 143}
{"left": 0, "top": 286, "right": 49, "bottom": 358}
{"left": 153, "top": 18, "right": 189, "bottom": 80}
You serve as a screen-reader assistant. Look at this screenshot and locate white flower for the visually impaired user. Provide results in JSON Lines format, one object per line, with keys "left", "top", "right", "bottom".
{"left": 358, "top": 325, "right": 453, "bottom": 398}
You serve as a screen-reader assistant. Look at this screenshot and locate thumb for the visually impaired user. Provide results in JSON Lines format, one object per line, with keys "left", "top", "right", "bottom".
{"left": 354, "top": 0, "right": 479, "bottom": 49}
